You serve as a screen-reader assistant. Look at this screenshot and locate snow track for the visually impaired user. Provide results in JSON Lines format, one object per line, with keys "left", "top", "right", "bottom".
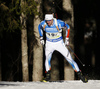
{"left": 0, "top": 80, "right": 100, "bottom": 89}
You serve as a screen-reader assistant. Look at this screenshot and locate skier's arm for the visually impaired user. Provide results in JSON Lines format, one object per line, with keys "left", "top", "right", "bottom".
{"left": 59, "top": 20, "right": 70, "bottom": 38}
{"left": 59, "top": 20, "right": 70, "bottom": 45}
{"left": 64, "top": 24, "right": 70, "bottom": 45}
{"left": 38, "top": 23, "right": 44, "bottom": 45}
{"left": 38, "top": 24, "right": 43, "bottom": 37}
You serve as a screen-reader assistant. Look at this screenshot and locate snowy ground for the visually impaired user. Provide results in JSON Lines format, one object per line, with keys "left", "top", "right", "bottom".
{"left": 0, "top": 80, "right": 100, "bottom": 89}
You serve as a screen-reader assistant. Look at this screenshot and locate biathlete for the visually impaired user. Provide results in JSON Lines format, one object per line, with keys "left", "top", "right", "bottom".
{"left": 38, "top": 14, "right": 88, "bottom": 83}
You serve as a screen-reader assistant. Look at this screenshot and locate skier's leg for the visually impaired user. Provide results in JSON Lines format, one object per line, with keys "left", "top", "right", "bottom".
{"left": 56, "top": 41, "right": 88, "bottom": 83}
{"left": 45, "top": 49, "right": 53, "bottom": 72}
{"left": 56, "top": 42, "right": 80, "bottom": 72}
{"left": 45, "top": 42, "right": 54, "bottom": 72}
{"left": 42, "top": 42, "right": 54, "bottom": 82}
{"left": 65, "top": 53, "right": 80, "bottom": 72}
{"left": 64, "top": 49, "right": 88, "bottom": 83}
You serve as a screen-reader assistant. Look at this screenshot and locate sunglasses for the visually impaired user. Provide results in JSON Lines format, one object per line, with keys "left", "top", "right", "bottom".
{"left": 45, "top": 20, "right": 52, "bottom": 22}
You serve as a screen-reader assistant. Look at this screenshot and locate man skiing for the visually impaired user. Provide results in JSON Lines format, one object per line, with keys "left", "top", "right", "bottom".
{"left": 38, "top": 14, "right": 88, "bottom": 83}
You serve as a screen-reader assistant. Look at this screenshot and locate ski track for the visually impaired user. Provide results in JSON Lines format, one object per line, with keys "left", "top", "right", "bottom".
{"left": 0, "top": 80, "right": 100, "bottom": 89}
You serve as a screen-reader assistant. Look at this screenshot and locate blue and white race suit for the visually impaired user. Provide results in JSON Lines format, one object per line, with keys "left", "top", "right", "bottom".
{"left": 38, "top": 19, "right": 80, "bottom": 72}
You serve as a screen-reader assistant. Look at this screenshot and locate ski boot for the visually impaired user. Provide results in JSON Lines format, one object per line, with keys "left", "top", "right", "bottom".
{"left": 77, "top": 71, "right": 88, "bottom": 83}
{"left": 42, "top": 71, "right": 51, "bottom": 82}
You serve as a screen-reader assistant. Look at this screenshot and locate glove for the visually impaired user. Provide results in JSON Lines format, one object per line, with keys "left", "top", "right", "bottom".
{"left": 65, "top": 38, "right": 69, "bottom": 46}
{"left": 40, "top": 37, "right": 44, "bottom": 45}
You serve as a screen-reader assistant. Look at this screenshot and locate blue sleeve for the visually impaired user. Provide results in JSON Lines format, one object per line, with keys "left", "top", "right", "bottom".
{"left": 65, "top": 24, "right": 70, "bottom": 29}
{"left": 58, "top": 19, "right": 70, "bottom": 29}
{"left": 58, "top": 19, "right": 70, "bottom": 37}
{"left": 58, "top": 19, "right": 65, "bottom": 27}
{"left": 38, "top": 23, "right": 43, "bottom": 37}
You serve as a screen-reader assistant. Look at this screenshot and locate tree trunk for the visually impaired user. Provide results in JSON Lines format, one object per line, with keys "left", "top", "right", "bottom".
{"left": 0, "top": 39, "right": 1, "bottom": 81}
{"left": 63, "top": 0, "right": 74, "bottom": 80}
{"left": 20, "top": 0, "right": 29, "bottom": 81}
{"left": 32, "top": 0, "right": 43, "bottom": 81}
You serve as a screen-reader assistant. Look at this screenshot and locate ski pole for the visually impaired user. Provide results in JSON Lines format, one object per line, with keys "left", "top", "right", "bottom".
{"left": 68, "top": 45, "right": 85, "bottom": 67}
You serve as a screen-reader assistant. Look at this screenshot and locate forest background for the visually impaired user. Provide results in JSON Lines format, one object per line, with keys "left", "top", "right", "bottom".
{"left": 0, "top": 0, "right": 99, "bottom": 81}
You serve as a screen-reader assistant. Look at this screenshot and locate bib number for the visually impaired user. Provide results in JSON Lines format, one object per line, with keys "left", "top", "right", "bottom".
{"left": 46, "top": 32, "right": 62, "bottom": 39}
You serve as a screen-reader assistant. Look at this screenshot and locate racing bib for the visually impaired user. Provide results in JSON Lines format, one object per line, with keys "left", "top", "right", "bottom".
{"left": 46, "top": 31, "right": 62, "bottom": 42}
{"left": 46, "top": 32, "right": 61, "bottom": 39}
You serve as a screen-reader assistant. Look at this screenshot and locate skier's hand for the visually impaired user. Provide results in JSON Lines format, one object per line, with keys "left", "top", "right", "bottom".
{"left": 65, "top": 38, "right": 69, "bottom": 46}
{"left": 40, "top": 37, "right": 44, "bottom": 45}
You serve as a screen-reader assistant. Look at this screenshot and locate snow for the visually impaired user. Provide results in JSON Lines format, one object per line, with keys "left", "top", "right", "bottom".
{"left": 0, "top": 80, "right": 100, "bottom": 89}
